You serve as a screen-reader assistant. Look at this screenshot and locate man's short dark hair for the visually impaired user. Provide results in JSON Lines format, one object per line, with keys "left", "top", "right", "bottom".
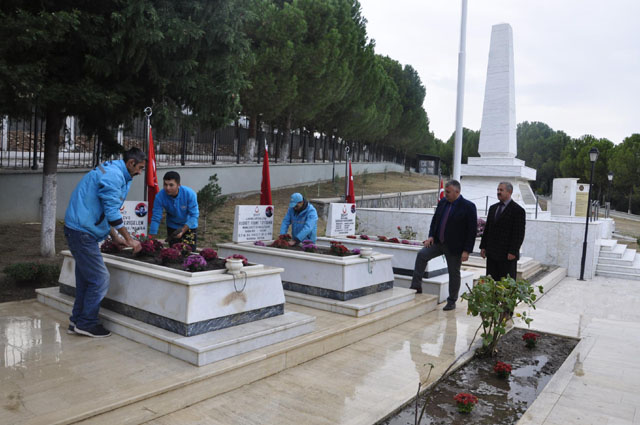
{"left": 123, "top": 147, "right": 147, "bottom": 164}
{"left": 445, "top": 179, "right": 461, "bottom": 191}
{"left": 499, "top": 181, "right": 514, "bottom": 193}
{"left": 163, "top": 171, "right": 181, "bottom": 184}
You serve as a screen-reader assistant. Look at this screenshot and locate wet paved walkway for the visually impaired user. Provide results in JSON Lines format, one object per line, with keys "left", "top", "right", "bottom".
{"left": 2, "top": 275, "right": 639, "bottom": 424}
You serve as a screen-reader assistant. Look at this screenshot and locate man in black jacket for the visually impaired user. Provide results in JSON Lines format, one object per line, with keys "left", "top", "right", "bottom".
{"left": 411, "top": 180, "right": 477, "bottom": 310}
{"left": 480, "top": 182, "right": 526, "bottom": 281}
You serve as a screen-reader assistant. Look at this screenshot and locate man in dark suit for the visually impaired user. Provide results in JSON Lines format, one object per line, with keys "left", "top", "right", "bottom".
{"left": 480, "top": 182, "right": 526, "bottom": 281}
{"left": 411, "top": 180, "right": 477, "bottom": 311}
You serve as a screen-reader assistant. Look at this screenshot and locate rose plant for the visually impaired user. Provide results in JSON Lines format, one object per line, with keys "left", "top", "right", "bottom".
{"left": 522, "top": 332, "right": 540, "bottom": 348}
{"left": 493, "top": 361, "right": 512, "bottom": 379}
{"left": 453, "top": 393, "right": 478, "bottom": 414}
{"left": 461, "top": 276, "right": 543, "bottom": 356}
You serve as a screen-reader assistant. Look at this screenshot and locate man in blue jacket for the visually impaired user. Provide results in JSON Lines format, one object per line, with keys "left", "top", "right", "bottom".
{"left": 410, "top": 180, "right": 477, "bottom": 310}
{"left": 280, "top": 192, "right": 318, "bottom": 244}
{"left": 64, "top": 148, "right": 146, "bottom": 338}
{"left": 149, "top": 171, "right": 199, "bottom": 248}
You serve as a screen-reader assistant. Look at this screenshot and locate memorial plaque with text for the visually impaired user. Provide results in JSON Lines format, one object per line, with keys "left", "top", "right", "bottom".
{"left": 325, "top": 203, "right": 356, "bottom": 237}
{"left": 119, "top": 201, "right": 148, "bottom": 236}
{"left": 233, "top": 205, "right": 275, "bottom": 242}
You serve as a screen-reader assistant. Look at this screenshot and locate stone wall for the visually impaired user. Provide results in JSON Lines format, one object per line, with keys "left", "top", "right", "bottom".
{"left": 0, "top": 161, "right": 404, "bottom": 223}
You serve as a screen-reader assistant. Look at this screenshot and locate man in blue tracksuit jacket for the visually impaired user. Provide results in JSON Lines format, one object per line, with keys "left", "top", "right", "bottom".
{"left": 280, "top": 192, "right": 318, "bottom": 244}
{"left": 149, "top": 171, "right": 199, "bottom": 248}
{"left": 64, "top": 148, "right": 146, "bottom": 338}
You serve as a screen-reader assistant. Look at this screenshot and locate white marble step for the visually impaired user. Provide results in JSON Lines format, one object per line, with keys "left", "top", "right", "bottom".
{"left": 599, "top": 239, "right": 618, "bottom": 251}
{"left": 598, "top": 249, "right": 637, "bottom": 266}
{"left": 394, "top": 271, "right": 474, "bottom": 303}
{"left": 599, "top": 244, "right": 627, "bottom": 259}
{"left": 595, "top": 270, "right": 640, "bottom": 281}
{"left": 597, "top": 255, "right": 640, "bottom": 275}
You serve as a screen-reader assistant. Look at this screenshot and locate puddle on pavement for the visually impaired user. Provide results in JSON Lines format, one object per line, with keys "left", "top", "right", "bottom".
{"left": 379, "top": 328, "right": 578, "bottom": 425}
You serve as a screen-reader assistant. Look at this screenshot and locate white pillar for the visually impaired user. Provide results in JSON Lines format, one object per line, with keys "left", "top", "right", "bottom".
{"left": 478, "top": 24, "right": 517, "bottom": 158}
{"left": 452, "top": 0, "right": 468, "bottom": 181}
{"left": 117, "top": 124, "right": 124, "bottom": 145}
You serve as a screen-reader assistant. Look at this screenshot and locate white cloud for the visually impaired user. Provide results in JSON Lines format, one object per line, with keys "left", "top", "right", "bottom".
{"left": 360, "top": 0, "right": 640, "bottom": 144}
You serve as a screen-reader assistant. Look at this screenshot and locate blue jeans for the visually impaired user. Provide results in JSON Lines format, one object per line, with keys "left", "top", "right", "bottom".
{"left": 64, "top": 226, "right": 110, "bottom": 329}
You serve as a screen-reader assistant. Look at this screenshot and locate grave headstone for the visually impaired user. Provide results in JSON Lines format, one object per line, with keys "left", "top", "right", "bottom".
{"left": 551, "top": 178, "right": 578, "bottom": 216}
{"left": 232, "top": 205, "right": 274, "bottom": 242}
{"left": 325, "top": 203, "right": 356, "bottom": 237}
{"left": 119, "top": 201, "right": 148, "bottom": 236}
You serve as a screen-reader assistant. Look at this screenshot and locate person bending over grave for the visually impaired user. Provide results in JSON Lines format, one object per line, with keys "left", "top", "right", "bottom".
{"left": 280, "top": 192, "right": 318, "bottom": 245}
{"left": 149, "top": 171, "right": 199, "bottom": 249}
{"left": 410, "top": 180, "right": 477, "bottom": 311}
{"left": 64, "top": 148, "right": 146, "bottom": 338}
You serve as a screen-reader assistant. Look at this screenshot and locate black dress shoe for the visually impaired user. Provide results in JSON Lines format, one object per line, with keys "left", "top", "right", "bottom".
{"left": 410, "top": 286, "right": 422, "bottom": 294}
{"left": 443, "top": 302, "right": 456, "bottom": 311}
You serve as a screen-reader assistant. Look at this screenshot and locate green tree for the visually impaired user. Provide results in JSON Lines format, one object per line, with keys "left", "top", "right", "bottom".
{"left": 610, "top": 134, "right": 640, "bottom": 213}
{"left": 0, "top": 0, "right": 249, "bottom": 256}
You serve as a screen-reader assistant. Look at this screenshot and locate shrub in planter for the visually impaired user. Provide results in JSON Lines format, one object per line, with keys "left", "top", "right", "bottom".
{"left": 270, "top": 238, "right": 291, "bottom": 249}
{"left": 397, "top": 225, "right": 417, "bottom": 240}
{"left": 183, "top": 255, "right": 207, "bottom": 272}
{"left": 453, "top": 393, "right": 478, "bottom": 414}
{"left": 253, "top": 241, "right": 266, "bottom": 247}
{"left": 171, "top": 242, "right": 193, "bottom": 257}
{"left": 461, "top": 276, "right": 543, "bottom": 356}
{"left": 493, "top": 361, "right": 512, "bottom": 379}
{"left": 359, "top": 234, "right": 370, "bottom": 240}
{"left": 200, "top": 248, "right": 218, "bottom": 262}
{"left": 377, "top": 235, "right": 387, "bottom": 242}
{"left": 522, "top": 332, "right": 540, "bottom": 348}
{"left": 329, "top": 241, "right": 351, "bottom": 256}
{"left": 140, "top": 239, "right": 163, "bottom": 255}
{"left": 301, "top": 240, "right": 318, "bottom": 253}
{"left": 159, "top": 248, "right": 181, "bottom": 265}
{"left": 387, "top": 237, "right": 400, "bottom": 244}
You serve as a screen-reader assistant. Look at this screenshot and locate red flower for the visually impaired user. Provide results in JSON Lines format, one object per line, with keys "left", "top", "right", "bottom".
{"left": 454, "top": 393, "right": 478, "bottom": 413}
{"left": 377, "top": 236, "right": 387, "bottom": 242}
{"left": 360, "top": 235, "right": 370, "bottom": 240}
{"left": 493, "top": 361, "right": 512, "bottom": 377}
{"left": 387, "top": 237, "right": 400, "bottom": 244}
{"left": 346, "top": 235, "right": 357, "bottom": 239}
{"left": 200, "top": 248, "right": 218, "bottom": 262}
{"left": 522, "top": 332, "right": 539, "bottom": 341}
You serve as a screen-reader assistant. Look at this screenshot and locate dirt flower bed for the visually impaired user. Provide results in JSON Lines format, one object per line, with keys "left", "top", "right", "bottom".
{"left": 379, "top": 328, "right": 578, "bottom": 425}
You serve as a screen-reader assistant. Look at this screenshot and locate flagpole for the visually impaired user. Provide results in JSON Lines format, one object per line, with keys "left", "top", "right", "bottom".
{"left": 144, "top": 107, "right": 152, "bottom": 201}
{"left": 452, "top": 0, "right": 468, "bottom": 181}
{"left": 344, "top": 146, "right": 350, "bottom": 201}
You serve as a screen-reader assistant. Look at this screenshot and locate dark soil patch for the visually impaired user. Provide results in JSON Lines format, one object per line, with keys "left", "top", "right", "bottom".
{"left": 379, "top": 328, "right": 578, "bottom": 425}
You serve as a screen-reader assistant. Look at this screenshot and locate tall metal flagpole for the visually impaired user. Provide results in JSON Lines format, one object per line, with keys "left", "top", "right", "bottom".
{"left": 452, "top": 0, "right": 468, "bottom": 181}
{"left": 344, "top": 146, "right": 350, "bottom": 201}
{"left": 144, "top": 107, "right": 152, "bottom": 201}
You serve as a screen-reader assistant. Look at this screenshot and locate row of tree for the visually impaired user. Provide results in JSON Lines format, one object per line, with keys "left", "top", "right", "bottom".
{"left": 0, "top": 0, "right": 433, "bottom": 256}
{"left": 432, "top": 121, "right": 640, "bottom": 214}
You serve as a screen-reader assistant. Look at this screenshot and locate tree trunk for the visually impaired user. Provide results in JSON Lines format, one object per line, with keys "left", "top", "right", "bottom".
{"left": 629, "top": 188, "right": 633, "bottom": 214}
{"left": 40, "top": 109, "right": 63, "bottom": 257}
{"left": 281, "top": 114, "right": 291, "bottom": 162}
{"left": 245, "top": 114, "right": 257, "bottom": 162}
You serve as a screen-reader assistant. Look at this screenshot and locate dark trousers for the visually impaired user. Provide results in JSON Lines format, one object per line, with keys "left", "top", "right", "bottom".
{"left": 486, "top": 257, "right": 517, "bottom": 281}
{"left": 411, "top": 242, "right": 462, "bottom": 303}
{"left": 167, "top": 226, "right": 197, "bottom": 249}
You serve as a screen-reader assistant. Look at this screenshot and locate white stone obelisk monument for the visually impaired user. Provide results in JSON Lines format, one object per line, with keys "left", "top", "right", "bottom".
{"left": 461, "top": 23, "right": 538, "bottom": 216}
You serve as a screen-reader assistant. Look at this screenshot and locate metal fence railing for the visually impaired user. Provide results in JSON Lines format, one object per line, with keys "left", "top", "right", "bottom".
{"left": 0, "top": 112, "right": 405, "bottom": 169}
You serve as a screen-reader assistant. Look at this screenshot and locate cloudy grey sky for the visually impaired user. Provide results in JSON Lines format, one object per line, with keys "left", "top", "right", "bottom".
{"left": 360, "top": 0, "right": 640, "bottom": 145}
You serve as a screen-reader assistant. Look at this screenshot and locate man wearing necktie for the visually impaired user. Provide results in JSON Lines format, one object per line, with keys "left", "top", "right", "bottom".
{"left": 480, "top": 182, "right": 526, "bottom": 281}
{"left": 410, "top": 180, "right": 477, "bottom": 311}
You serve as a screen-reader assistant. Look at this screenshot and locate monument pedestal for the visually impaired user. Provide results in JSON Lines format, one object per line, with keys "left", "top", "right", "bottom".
{"left": 461, "top": 157, "right": 538, "bottom": 216}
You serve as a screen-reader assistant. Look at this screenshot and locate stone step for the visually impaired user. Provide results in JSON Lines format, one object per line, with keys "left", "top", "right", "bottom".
{"left": 595, "top": 269, "right": 640, "bottom": 281}
{"left": 597, "top": 255, "right": 640, "bottom": 275}
{"left": 463, "top": 256, "right": 542, "bottom": 280}
{"left": 599, "top": 244, "right": 627, "bottom": 259}
{"left": 394, "top": 271, "right": 475, "bottom": 303}
{"left": 283, "top": 287, "right": 418, "bottom": 317}
{"left": 598, "top": 249, "right": 637, "bottom": 266}
{"left": 599, "top": 239, "right": 618, "bottom": 252}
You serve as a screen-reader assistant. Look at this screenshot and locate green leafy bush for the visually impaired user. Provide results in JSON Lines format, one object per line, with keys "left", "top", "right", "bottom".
{"left": 4, "top": 263, "right": 61, "bottom": 285}
{"left": 461, "top": 276, "right": 543, "bottom": 356}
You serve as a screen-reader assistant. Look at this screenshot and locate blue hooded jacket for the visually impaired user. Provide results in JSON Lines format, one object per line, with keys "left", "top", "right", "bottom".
{"left": 279, "top": 200, "right": 318, "bottom": 243}
{"left": 64, "top": 160, "right": 132, "bottom": 241}
{"left": 149, "top": 186, "right": 199, "bottom": 234}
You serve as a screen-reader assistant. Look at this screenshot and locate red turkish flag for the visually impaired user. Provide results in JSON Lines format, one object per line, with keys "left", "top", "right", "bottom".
{"left": 260, "top": 144, "right": 272, "bottom": 205}
{"left": 439, "top": 178, "right": 445, "bottom": 200}
{"left": 146, "top": 126, "right": 159, "bottom": 224}
{"left": 346, "top": 158, "right": 355, "bottom": 204}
